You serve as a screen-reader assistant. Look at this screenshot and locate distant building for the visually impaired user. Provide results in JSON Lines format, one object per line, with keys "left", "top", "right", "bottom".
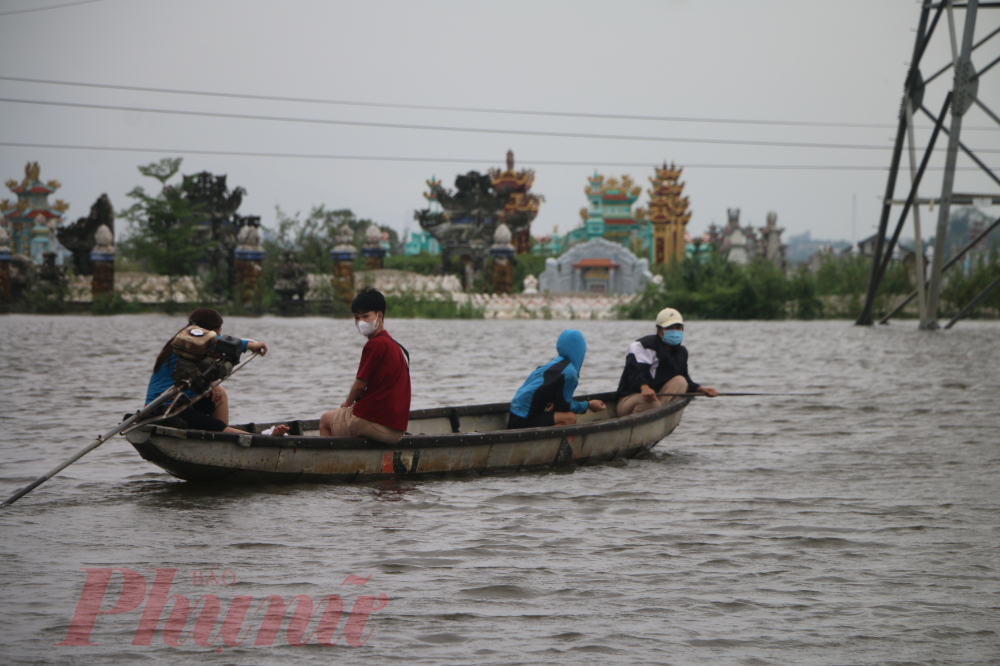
{"left": 543, "top": 164, "right": 698, "bottom": 266}
{"left": 404, "top": 230, "right": 441, "bottom": 256}
{"left": 563, "top": 171, "right": 652, "bottom": 255}
{"left": 415, "top": 152, "right": 541, "bottom": 289}
{"left": 647, "top": 162, "right": 692, "bottom": 266}
{"left": 531, "top": 226, "right": 564, "bottom": 256}
{"left": 721, "top": 208, "right": 787, "bottom": 273}
{"left": 488, "top": 150, "right": 542, "bottom": 255}
{"left": 760, "top": 212, "right": 788, "bottom": 273}
{"left": 786, "top": 231, "right": 852, "bottom": 264}
{"left": 686, "top": 232, "right": 713, "bottom": 260}
{"left": 538, "top": 237, "right": 652, "bottom": 294}
{"left": 722, "top": 209, "right": 749, "bottom": 265}
{"left": 1, "top": 162, "right": 67, "bottom": 264}
{"left": 857, "top": 234, "right": 879, "bottom": 258}
{"left": 857, "top": 234, "right": 924, "bottom": 265}
{"left": 807, "top": 245, "right": 835, "bottom": 274}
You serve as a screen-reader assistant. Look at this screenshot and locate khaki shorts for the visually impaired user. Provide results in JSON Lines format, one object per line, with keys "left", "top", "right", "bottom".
{"left": 617, "top": 375, "right": 689, "bottom": 417}
{"left": 325, "top": 407, "right": 404, "bottom": 444}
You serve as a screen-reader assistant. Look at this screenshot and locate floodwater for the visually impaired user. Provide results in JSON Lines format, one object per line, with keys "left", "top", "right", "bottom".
{"left": 0, "top": 315, "right": 998, "bottom": 665}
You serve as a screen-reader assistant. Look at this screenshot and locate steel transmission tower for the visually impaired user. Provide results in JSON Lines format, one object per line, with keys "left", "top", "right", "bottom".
{"left": 856, "top": 0, "right": 1000, "bottom": 330}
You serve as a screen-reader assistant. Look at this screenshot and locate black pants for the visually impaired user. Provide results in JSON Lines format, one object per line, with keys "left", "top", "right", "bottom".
{"left": 507, "top": 411, "right": 556, "bottom": 430}
{"left": 177, "top": 396, "right": 226, "bottom": 432}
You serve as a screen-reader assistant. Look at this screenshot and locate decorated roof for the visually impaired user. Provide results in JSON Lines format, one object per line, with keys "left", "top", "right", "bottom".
{"left": 573, "top": 258, "right": 620, "bottom": 268}
{"left": 3, "top": 208, "right": 61, "bottom": 220}
{"left": 3, "top": 162, "right": 66, "bottom": 223}
{"left": 647, "top": 161, "right": 690, "bottom": 226}
{"left": 5, "top": 162, "right": 61, "bottom": 195}
{"left": 423, "top": 176, "right": 441, "bottom": 201}
{"left": 585, "top": 173, "right": 641, "bottom": 202}
{"left": 488, "top": 151, "right": 541, "bottom": 224}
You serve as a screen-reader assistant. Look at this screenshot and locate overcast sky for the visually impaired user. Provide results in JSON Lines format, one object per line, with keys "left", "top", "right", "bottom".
{"left": 1, "top": 0, "right": 998, "bottom": 246}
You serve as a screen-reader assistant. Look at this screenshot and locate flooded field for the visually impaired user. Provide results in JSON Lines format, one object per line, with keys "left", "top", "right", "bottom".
{"left": 1, "top": 315, "right": 997, "bottom": 665}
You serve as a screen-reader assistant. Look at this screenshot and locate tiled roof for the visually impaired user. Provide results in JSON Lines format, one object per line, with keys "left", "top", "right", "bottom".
{"left": 573, "top": 258, "right": 619, "bottom": 268}
{"left": 5, "top": 209, "right": 61, "bottom": 220}
{"left": 10, "top": 181, "right": 55, "bottom": 195}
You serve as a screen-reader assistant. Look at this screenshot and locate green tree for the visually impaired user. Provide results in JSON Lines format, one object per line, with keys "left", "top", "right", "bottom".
{"left": 264, "top": 205, "right": 399, "bottom": 275}
{"left": 511, "top": 253, "right": 550, "bottom": 293}
{"left": 618, "top": 255, "right": 792, "bottom": 321}
{"left": 788, "top": 266, "right": 823, "bottom": 319}
{"left": 119, "top": 158, "right": 208, "bottom": 276}
{"left": 814, "top": 254, "right": 870, "bottom": 297}
{"left": 941, "top": 249, "right": 1000, "bottom": 317}
{"left": 384, "top": 253, "right": 443, "bottom": 275}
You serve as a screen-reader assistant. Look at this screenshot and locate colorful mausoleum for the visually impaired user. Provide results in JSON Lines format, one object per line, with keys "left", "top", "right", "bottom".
{"left": 2, "top": 162, "right": 67, "bottom": 264}
{"left": 488, "top": 151, "right": 541, "bottom": 254}
{"left": 562, "top": 171, "right": 652, "bottom": 253}
{"left": 405, "top": 176, "right": 444, "bottom": 256}
{"left": 647, "top": 162, "right": 692, "bottom": 264}
{"left": 535, "top": 164, "right": 698, "bottom": 266}
{"left": 404, "top": 230, "right": 442, "bottom": 256}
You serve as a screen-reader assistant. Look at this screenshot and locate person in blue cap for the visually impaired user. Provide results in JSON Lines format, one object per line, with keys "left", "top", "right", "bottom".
{"left": 507, "top": 329, "right": 606, "bottom": 429}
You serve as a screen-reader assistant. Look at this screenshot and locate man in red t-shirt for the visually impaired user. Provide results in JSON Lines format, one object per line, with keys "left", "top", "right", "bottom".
{"left": 319, "top": 288, "right": 411, "bottom": 443}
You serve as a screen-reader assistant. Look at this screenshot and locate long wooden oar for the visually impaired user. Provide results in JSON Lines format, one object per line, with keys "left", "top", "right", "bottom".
{"left": 2, "top": 352, "right": 260, "bottom": 508}
{"left": 656, "top": 392, "right": 823, "bottom": 397}
{"left": 1, "top": 387, "right": 180, "bottom": 507}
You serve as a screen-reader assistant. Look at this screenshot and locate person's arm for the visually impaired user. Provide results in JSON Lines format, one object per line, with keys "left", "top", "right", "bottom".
{"left": 245, "top": 340, "right": 268, "bottom": 355}
{"left": 561, "top": 371, "right": 591, "bottom": 414}
{"left": 230, "top": 337, "right": 269, "bottom": 355}
{"left": 622, "top": 341, "right": 657, "bottom": 399}
{"left": 341, "top": 378, "right": 369, "bottom": 408}
{"left": 346, "top": 339, "right": 383, "bottom": 408}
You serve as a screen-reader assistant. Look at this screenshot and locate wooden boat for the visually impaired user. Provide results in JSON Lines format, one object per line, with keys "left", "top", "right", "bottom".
{"left": 124, "top": 392, "right": 692, "bottom": 484}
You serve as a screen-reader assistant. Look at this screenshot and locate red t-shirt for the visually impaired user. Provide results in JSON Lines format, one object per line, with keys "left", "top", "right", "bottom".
{"left": 352, "top": 330, "right": 411, "bottom": 431}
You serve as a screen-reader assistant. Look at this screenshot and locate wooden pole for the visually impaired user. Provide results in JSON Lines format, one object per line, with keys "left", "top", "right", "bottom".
{"left": 1, "top": 387, "right": 179, "bottom": 507}
{"left": 2, "top": 353, "right": 261, "bottom": 507}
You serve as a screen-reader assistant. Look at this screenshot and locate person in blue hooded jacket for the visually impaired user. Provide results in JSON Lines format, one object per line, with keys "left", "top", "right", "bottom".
{"left": 507, "top": 329, "right": 606, "bottom": 429}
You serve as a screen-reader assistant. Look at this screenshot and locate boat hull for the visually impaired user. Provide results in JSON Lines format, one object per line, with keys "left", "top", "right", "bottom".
{"left": 125, "top": 392, "right": 691, "bottom": 484}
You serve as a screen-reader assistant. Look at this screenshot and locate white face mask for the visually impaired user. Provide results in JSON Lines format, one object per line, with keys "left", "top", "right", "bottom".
{"left": 356, "top": 314, "right": 380, "bottom": 338}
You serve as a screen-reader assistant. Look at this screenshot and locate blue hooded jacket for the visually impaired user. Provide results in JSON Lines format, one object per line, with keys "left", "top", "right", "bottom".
{"left": 509, "top": 329, "right": 589, "bottom": 418}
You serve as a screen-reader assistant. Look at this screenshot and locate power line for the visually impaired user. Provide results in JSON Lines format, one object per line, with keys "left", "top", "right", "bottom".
{"left": 3, "top": 97, "right": 993, "bottom": 153}
{"left": 0, "top": 0, "right": 105, "bottom": 16}
{"left": 1, "top": 141, "right": 994, "bottom": 171}
{"left": 3, "top": 74, "right": 998, "bottom": 131}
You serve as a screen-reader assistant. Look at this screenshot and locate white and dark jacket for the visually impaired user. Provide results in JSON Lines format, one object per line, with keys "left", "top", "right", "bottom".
{"left": 615, "top": 335, "right": 699, "bottom": 399}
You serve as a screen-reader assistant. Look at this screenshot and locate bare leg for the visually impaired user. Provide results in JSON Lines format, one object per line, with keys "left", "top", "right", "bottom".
{"left": 319, "top": 410, "right": 339, "bottom": 437}
{"left": 553, "top": 411, "right": 577, "bottom": 426}
{"left": 210, "top": 385, "right": 230, "bottom": 424}
{"left": 618, "top": 375, "right": 691, "bottom": 417}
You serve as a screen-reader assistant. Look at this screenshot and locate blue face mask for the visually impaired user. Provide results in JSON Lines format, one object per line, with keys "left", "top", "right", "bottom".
{"left": 661, "top": 330, "right": 683, "bottom": 346}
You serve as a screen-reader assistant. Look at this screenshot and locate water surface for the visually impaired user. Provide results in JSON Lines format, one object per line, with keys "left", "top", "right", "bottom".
{"left": 0, "top": 315, "right": 997, "bottom": 665}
